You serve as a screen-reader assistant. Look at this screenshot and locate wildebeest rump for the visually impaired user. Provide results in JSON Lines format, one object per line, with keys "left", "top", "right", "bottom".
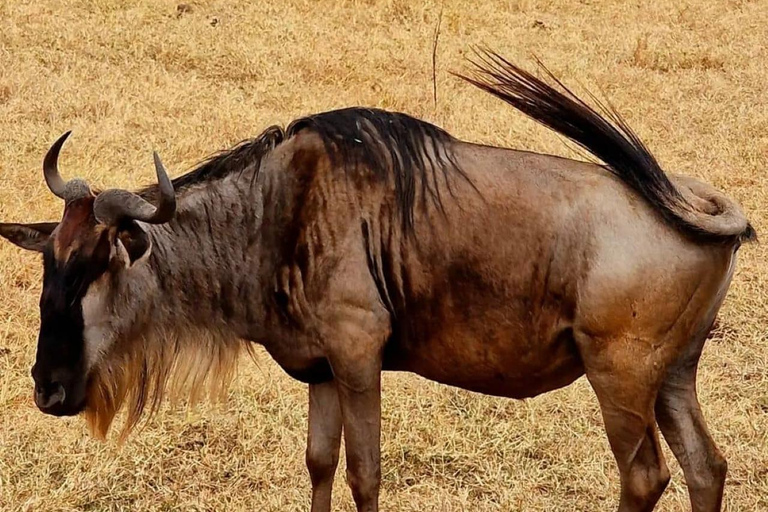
{"left": 0, "top": 50, "right": 754, "bottom": 512}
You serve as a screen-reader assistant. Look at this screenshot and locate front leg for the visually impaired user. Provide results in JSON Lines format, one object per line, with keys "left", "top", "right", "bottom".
{"left": 307, "top": 380, "right": 342, "bottom": 512}
{"left": 335, "top": 363, "right": 382, "bottom": 512}
{"left": 327, "top": 318, "right": 387, "bottom": 512}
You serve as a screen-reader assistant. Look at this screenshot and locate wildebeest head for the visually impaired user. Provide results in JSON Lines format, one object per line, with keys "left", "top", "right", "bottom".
{"left": 0, "top": 132, "right": 176, "bottom": 417}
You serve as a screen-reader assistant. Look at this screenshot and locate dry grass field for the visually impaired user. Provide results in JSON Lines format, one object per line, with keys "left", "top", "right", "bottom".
{"left": 0, "top": 0, "right": 766, "bottom": 510}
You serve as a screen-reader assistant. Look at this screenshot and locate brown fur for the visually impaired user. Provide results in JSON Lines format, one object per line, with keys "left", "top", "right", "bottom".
{"left": 53, "top": 196, "right": 99, "bottom": 261}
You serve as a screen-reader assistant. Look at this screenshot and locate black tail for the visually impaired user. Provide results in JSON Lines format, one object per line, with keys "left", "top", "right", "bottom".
{"left": 457, "top": 48, "right": 754, "bottom": 244}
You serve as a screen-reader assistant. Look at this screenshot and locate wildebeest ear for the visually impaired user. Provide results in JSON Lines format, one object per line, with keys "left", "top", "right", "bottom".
{"left": 112, "top": 221, "right": 152, "bottom": 268}
{"left": 0, "top": 222, "right": 58, "bottom": 253}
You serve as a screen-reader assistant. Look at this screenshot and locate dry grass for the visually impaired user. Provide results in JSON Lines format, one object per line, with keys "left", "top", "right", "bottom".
{"left": 1, "top": 0, "right": 766, "bottom": 510}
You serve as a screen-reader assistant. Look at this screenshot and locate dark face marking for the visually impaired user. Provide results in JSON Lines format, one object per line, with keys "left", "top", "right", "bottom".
{"left": 31, "top": 198, "right": 112, "bottom": 416}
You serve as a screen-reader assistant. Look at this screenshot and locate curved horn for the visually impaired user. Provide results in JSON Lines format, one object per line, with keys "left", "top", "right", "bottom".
{"left": 93, "top": 151, "right": 176, "bottom": 225}
{"left": 43, "top": 131, "right": 92, "bottom": 202}
{"left": 43, "top": 131, "right": 71, "bottom": 198}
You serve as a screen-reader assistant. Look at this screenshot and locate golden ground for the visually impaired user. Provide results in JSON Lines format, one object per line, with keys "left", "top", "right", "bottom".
{"left": 0, "top": 0, "right": 766, "bottom": 510}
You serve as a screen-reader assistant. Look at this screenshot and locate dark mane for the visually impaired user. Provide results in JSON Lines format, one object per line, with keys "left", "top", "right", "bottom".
{"left": 138, "top": 126, "right": 285, "bottom": 199}
{"left": 287, "top": 107, "right": 469, "bottom": 230}
{"left": 140, "top": 108, "right": 469, "bottom": 231}
{"left": 457, "top": 49, "right": 754, "bottom": 243}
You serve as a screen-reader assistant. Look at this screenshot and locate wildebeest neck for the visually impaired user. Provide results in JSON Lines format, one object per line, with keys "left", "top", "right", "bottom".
{"left": 144, "top": 171, "right": 267, "bottom": 338}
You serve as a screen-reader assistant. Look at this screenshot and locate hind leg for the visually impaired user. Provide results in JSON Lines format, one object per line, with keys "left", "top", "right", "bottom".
{"left": 581, "top": 337, "right": 671, "bottom": 512}
{"left": 590, "top": 381, "right": 671, "bottom": 512}
{"left": 655, "top": 335, "right": 727, "bottom": 512}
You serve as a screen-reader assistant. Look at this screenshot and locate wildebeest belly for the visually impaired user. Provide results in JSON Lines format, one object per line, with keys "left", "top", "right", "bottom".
{"left": 383, "top": 313, "right": 584, "bottom": 399}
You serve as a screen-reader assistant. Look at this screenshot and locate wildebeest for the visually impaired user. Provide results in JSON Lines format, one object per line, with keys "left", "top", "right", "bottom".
{"left": 0, "top": 50, "right": 754, "bottom": 512}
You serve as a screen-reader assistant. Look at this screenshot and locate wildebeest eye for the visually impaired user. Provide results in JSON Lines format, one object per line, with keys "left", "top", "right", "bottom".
{"left": 115, "top": 221, "right": 151, "bottom": 264}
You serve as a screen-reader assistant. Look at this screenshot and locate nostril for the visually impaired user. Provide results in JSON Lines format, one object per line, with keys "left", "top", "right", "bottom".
{"left": 34, "top": 381, "right": 66, "bottom": 409}
{"left": 51, "top": 383, "right": 66, "bottom": 404}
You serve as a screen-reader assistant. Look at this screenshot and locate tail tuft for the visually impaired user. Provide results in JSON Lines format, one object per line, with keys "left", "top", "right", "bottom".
{"left": 457, "top": 47, "right": 753, "bottom": 245}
